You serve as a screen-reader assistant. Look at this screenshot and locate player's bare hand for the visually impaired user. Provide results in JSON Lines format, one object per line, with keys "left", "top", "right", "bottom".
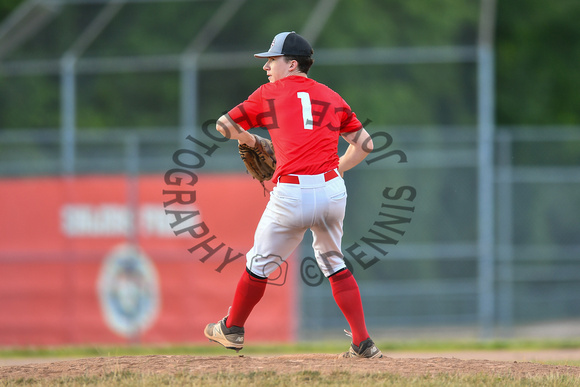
{"left": 238, "top": 133, "right": 256, "bottom": 148}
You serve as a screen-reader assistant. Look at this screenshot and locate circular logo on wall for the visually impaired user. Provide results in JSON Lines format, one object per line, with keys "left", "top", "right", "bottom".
{"left": 97, "top": 244, "right": 160, "bottom": 338}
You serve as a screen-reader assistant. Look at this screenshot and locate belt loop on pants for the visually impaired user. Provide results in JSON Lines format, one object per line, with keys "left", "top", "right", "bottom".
{"left": 278, "top": 169, "right": 338, "bottom": 184}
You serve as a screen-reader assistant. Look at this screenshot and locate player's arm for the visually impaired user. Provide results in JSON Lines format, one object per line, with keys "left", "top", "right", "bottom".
{"left": 216, "top": 113, "right": 256, "bottom": 147}
{"left": 337, "top": 128, "right": 373, "bottom": 177}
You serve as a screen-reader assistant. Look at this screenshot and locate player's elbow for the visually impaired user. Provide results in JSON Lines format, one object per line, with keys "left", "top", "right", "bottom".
{"left": 216, "top": 115, "right": 229, "bottom": 138}
{"left": 362, "top": 136, "right": 373, "bottom": 153}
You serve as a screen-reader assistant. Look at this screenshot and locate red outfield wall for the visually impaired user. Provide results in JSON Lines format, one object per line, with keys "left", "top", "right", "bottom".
{"left": 0, "top": 174, "right": 297, "bottom": 346}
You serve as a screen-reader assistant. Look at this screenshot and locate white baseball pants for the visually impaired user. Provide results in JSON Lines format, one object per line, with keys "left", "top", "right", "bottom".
{"left": 246, "top": 170, "right": 348, "bottom": 278}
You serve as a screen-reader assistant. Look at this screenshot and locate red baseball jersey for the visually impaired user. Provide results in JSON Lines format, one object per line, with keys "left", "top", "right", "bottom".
{"left": 227, "top": 75, "right": 363, "bottom": 181}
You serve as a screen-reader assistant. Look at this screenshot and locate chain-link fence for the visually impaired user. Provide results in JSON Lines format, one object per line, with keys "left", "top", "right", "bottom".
{"left": 2, "top": 0, "right": 579, "bottom": 342}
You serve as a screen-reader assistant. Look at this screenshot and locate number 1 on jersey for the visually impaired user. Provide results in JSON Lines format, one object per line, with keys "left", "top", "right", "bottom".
{"left": 297, "top": 92, "right": 313, "bottom": 130}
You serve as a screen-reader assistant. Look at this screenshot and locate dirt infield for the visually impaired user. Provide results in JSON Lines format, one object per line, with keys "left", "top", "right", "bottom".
{"left": 1, "top": 351, "right": 580, "bottom": 381}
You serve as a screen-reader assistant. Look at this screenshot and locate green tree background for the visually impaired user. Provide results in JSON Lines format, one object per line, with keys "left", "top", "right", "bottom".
{"left": 1, "top": 0, "right": 579, "bottom": 129}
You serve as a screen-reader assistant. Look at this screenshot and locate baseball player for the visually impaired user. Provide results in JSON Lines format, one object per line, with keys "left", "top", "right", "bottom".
{"left": 204, "top": 31, "right": 382, "bottom": 358}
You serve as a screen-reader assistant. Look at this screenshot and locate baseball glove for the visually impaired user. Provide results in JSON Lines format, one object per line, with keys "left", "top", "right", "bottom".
{"left": 238, "top": 134, "right": 276, "bottom": 192}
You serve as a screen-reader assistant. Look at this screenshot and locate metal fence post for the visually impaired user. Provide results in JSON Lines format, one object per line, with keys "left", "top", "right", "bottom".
{"left": 476, "top": 0, "right": 497, "bottom": 339}
{"left": 60, "top": 55, "right": 76, "bottom": 175}
{"left": 497, "top": 131, "right": 514, "bottom": 337}
{"left": 180, "top": 54, "right": 198, "bottom": 147}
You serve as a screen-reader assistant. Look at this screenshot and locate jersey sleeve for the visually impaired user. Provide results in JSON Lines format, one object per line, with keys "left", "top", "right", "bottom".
{"left": 227, "top": 87, "right": 263, "bottom": 131}
{"left": 338, "top": 99, "right": 364, "bottom": 133}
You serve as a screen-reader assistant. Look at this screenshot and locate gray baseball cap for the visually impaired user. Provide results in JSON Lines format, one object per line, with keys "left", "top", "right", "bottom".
{"left": 254, "top": 31, "right": 313, "bottom": 58}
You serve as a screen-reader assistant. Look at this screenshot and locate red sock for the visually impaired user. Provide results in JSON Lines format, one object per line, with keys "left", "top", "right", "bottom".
{"left": 329, "top": 269, "right": 370, "bottom": 347}
{"left": 225, "top": 269, "right": 268, "bottom": 328}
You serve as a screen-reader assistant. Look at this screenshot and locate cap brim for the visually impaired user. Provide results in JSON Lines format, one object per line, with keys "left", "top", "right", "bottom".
{"left": 254, "top": 52, "right": 284, "bottom": 58}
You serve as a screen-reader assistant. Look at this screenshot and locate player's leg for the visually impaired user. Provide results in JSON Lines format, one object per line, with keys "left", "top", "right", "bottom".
{"left": 225, "top": 184, "right": 307, "bottom": 329}
{"left": 310, "top": 177, "right": 374, "bottom": 352}
{"left": 328, "top": 269, "right": 371, "bottom": 348}
{"left": 310, "top": 176, "right": 348, "bottom": 277}
{"left": 224, "top": 268, "right": 269, "bottom": 329}
{"left": 206, "top": 195, "right": 305, "bottom": 349}
{"left": 312, "top": 233, "right": 381, "bottom": 358}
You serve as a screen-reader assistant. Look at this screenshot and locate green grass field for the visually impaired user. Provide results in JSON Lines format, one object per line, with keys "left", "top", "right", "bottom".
{"left": 2, "top": 338, "right": 580, "bottom": 359}
{"left": 1, "top": 339, "right": 580, "bottom": 386}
